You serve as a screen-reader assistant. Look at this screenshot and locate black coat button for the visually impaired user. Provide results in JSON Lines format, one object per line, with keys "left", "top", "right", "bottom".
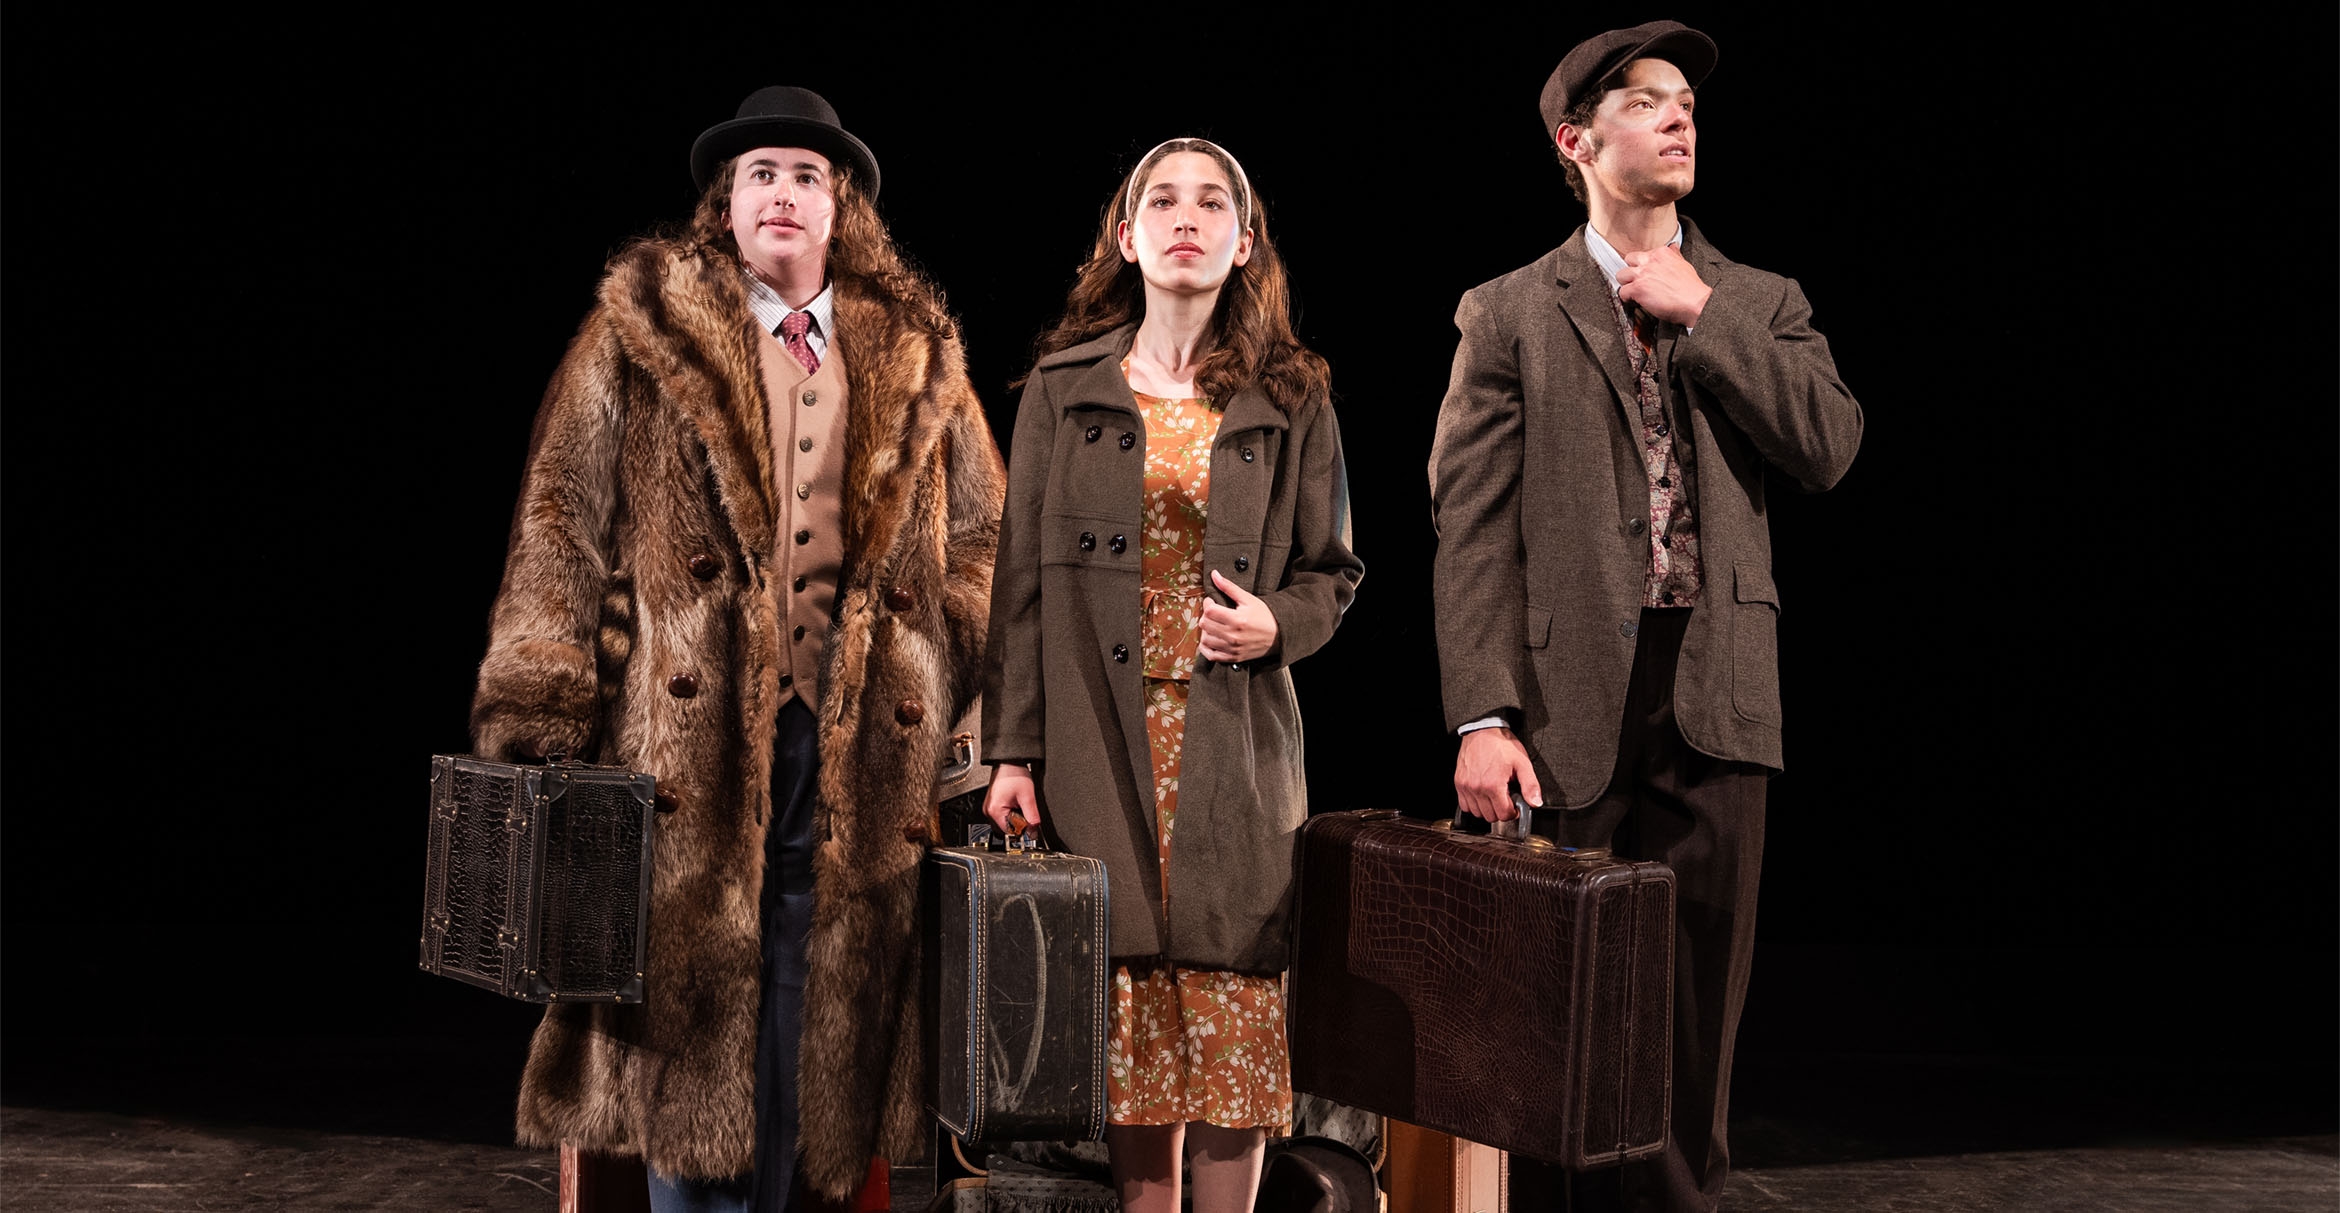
{"left": 779, "top": 673, "right": 794, "bottom": 688}
{"left": 896, "top": 699, "right": 925, "bottom": 726}
{"left": 1118, "top": 432, "right": 1136, "bottom": 450}
{"left": 1627, "top": 519, "right": 1647, "bottom": 536}
{"left": 667, "top": 673, "right": 699, "bottom": 698}
{"left": 1079, "top": 532, "right": 1096, "bottom": 551}
{"left": 1240, "top": 447, "right": 1255, "bottom": 463}
{"left": 1112, "top": 644, "right": 1129, "bottom": 663}
{"left": 1620, "top": 621, "right": 1640, "bottom": 638}
{"left": 793, "top": 625, "right": 807, "bottom": 641}
{"left": 887, "top": 587, "right": 917, "bottom": 612}
{"left": 1234, "top": 555, "right": 1250, "bottom": 572}
{"left": 796, "top": 529, "right": 812, "bottom": 545}
{"left": 1108, "top": 535, "right": 1127, "bottom": 554}
{"left": 1085, "top": 425, "right": 1103, "bottom": 443}
{"left": 688, "top": 554, "right": 721, "bottom": 580}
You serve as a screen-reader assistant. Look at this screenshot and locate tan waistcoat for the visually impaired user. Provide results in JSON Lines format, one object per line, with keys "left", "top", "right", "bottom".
{"left": 759, "top": 332, "right": 848, "bottom": 711}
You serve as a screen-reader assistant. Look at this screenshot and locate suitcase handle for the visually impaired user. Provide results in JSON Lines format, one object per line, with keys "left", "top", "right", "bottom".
{"left": 967, "top": 819, "right": 1047, "bottom": 853}
{"left": 1450, "top": 795, "right": 1536, "bottom": 840}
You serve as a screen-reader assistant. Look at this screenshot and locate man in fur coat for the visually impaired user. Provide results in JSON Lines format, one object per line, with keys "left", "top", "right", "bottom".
{"left": 469, "top": 86, "right": 1004, "bottom": 1211}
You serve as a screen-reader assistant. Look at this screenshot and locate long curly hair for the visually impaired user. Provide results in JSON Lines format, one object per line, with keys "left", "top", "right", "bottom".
{"left": 1023, "top": 139, "right": 1327, "bottom": 413}
{"left": 682, "top": 155, "right": 957, "bottom": 340}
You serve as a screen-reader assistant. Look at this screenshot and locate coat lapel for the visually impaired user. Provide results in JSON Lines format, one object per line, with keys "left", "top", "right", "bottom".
{"left": 1550, "top": 232, "right": 1640, "bottom": 440}
{"left": 604, "top": 246, "right": 778, "bottom": 562}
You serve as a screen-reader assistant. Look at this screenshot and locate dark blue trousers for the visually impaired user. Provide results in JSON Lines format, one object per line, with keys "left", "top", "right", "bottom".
{"left": 649, "top": 698, "right": 821, "bottom": 1213}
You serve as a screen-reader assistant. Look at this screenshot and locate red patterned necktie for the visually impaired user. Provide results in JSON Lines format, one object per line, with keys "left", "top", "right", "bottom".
{"left": 779, "top": 311, "right": 820, "bottom": 375}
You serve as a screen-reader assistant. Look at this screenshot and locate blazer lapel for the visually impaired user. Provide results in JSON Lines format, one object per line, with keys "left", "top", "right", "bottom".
{"left": 1550, "top": 232, "right": 1640, "bottom": 438}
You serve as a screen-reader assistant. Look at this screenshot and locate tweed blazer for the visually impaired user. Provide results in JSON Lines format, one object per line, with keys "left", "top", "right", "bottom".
{"left": 984, "top": 325, "right": 1362, "bottom": 972}
{"left": 1429, "top": 219, "right": 1861, "bottom": 806}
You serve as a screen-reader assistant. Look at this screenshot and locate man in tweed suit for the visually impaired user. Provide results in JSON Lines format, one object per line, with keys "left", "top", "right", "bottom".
{"left": 1429, "top": 20, "right": 1863, "bottom": 1211}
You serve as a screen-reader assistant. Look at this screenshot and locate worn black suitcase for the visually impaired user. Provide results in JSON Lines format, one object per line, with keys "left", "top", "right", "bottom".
{"left": 420, "top": 755, "right": 656, "bottom": 1003}
{"left": 1289, "top": 808, "right": 1675, "bottom": 1169}
{"left": 922, "top": 824, "right": 1109, "bottom": 1143}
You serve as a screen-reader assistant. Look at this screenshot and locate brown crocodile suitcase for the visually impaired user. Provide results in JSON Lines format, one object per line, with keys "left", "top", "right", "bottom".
{"left": 1288, "top": 809, "right": 1674, "bottom": 1170}
{"left": 922, "top": 823, "right": 1110, "bottom": 1143}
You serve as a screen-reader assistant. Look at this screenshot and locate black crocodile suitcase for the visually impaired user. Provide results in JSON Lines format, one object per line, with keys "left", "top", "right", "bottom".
{"left": 922, "top": 824, "right": 1109, "bottom": 1142}
{"left": 420, "top": 754, "right": 656, "bottom": 1003}
{"left": 1289, "top": 808, "right": 1674, "bottom": 1169}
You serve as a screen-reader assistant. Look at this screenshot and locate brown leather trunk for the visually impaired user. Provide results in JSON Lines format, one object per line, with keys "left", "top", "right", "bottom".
{"left": 1288, "top": 810, "right": 1673, "bottom": 1170}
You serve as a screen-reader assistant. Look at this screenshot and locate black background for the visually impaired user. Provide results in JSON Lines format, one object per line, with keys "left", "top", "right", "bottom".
{"left": 6, "top": 3, "right": 2333, "bottom": 1149}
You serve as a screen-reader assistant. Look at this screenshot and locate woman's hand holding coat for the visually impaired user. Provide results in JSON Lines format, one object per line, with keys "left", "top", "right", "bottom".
{"left": 1199, "top": 570, "right": 1281, "bottom": 665}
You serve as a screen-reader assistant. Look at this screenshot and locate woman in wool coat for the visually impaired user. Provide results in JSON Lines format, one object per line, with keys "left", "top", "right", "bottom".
{"left": 981, "top": 138, "right": 1362, "bottom": 1213}
{"left": 469, "top": 87, "right": 1002, "bottom": 1210}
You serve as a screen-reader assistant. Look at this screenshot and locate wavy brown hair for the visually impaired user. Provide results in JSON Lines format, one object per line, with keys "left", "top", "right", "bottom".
{"left": 681, "top": 155, "right": 957, "bottom": 340}
{"left": 1023, "top": 139, "right": 1328, "bottom": 413}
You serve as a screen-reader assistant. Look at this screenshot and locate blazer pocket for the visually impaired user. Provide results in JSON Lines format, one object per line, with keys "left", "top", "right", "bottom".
{"left": 1730, "top": 562, "right": 1782, "bottom": 726}
{"left": 1523, "top": 603, "right": 1553, "bottom": 650}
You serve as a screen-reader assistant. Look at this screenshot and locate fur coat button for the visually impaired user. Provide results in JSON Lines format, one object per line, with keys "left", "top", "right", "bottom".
{"left": 652, "top": 787, "right": 681, "bottom": 814}
{"left": 900, "top": 825, "right": 926, "bottom": 843}
{"left": 887, "top": 587, "right": 917, "bottom": 612}
{"left": 895, "top": 699, "right": 925, "bottom": 726}
{"left": 687, "top": 554, "right": 721, "bottom": 580}
{"left": 667, "top": 673, "right": 699, "bottom": 698}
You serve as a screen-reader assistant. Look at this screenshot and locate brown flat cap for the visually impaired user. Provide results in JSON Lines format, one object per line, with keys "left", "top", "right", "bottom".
{"left": 1539, "top": 20, "right": 1718, "bottom": 135}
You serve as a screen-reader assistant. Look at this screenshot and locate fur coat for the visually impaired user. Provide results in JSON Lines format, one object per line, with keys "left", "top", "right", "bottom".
{"left": 469, "top": 237, "right": 1004, "bottom": 1195}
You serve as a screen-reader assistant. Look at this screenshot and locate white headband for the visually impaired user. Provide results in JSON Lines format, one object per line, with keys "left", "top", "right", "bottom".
{"left": 1123, "top": 137, "right": 1255, "bottom": 229}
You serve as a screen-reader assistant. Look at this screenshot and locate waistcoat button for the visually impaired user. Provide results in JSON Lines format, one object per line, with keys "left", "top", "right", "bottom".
{"left": 793, "top": 576, "right": 807, "bottom": 592}
{"left": 802, "top": 390, "right": 817, "bottom": 407}
{"left": 796, "top": 529, "right": 812, "bottom": 545}
{"left": 799, "top": 437, "right": 814, "bottom": 452}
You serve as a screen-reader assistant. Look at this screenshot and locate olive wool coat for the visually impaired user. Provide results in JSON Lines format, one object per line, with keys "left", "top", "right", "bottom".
{"left": 982, "top": 326, "right": 1363, "bottom": 974}
{"left": 468, "top": 238, "right": 1004, "bottom": 1196}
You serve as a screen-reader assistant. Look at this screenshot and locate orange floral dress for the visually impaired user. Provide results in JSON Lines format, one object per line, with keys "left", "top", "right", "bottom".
{"left": 1106, "top": 367, "right": 1293, "bottom": 1130}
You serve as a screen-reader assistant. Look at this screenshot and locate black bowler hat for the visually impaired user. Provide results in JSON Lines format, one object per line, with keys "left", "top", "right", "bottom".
{"left": 691, "top": 86, "right": 881, "bottom": 199}
{"left": 1539, "top": 20, "right": 1718, "bottom": 135}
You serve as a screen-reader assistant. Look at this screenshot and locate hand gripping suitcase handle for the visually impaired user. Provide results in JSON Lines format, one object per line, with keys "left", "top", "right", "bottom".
{"left": 968, "top": 815, "right": 1047, "bottom": 854}
{"left": 1451, "top": 794, "right": 1536, "bottom": 841}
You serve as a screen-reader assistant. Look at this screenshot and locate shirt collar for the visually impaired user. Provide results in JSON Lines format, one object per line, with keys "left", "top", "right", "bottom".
{"left": 743, "top": 275, "right": 834, "bottom": 341}
{"left": 1584, "top": 222, "right": 1683, "bottom": 294}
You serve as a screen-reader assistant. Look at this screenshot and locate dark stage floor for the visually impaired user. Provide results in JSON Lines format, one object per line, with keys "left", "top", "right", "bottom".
{"left": 3, "top": 1037, "right": 2331, "bottom": 1211}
